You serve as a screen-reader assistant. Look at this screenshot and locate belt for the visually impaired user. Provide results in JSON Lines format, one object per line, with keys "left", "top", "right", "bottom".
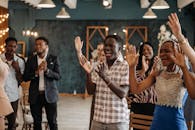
{"left": 39, "top": 91, "right": 45, "bottom": 94}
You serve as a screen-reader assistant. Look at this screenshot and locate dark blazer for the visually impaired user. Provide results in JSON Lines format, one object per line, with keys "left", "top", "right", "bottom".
{"left": 23, "top": 54, "right": 61, "bottom": 104}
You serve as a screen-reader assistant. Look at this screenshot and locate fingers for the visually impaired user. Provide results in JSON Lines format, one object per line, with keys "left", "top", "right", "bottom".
{"left": 75, "top": 36, "right": 81, "bottom": 42}
{"left": 168, "top": 13, "right": 178, "bottom": 25}
{"left": 126, "top": 44, "right": 136, "bottom": 55}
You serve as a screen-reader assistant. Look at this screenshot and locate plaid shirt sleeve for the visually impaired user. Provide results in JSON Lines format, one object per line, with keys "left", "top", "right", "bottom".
{"left": 119, "top": 62, "right": 129, "bottom": 86}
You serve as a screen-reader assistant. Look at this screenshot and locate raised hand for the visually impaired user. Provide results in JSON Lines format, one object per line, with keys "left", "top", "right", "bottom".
{"left": 126, "top": 44, "right": 139, "bottom": 67}
{"left": 74, "top": 36, "right": 83, "bottom": 55}
{"left": 169, "top": 44, "right": 185, "bottom": 68}
{"left": 167, "top": 13, "right": 184, "bottom": 40}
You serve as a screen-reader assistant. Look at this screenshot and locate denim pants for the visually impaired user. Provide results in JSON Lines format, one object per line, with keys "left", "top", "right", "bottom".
{"left": 90, "top": 120, "right": 129, "bottom": 130}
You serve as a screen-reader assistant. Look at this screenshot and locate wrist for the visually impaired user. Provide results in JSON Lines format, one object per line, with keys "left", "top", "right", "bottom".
{"left": 177, "top": 35, "right": 187, "bottom": 45}
{"left": 45, "top": 69, "right": 49, "bottom": 74}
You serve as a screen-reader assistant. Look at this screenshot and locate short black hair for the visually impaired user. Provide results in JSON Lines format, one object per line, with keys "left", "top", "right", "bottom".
{"left": 104, "top": 35, "right": 123, "bottom": 48}
{"left": 35, "top": 36, "right": 49, "bottom": 45}
{"left": 5, "top": 37, "right": 17, "bottom": 45}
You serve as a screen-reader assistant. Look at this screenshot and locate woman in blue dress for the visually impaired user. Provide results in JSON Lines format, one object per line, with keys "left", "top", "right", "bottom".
{"left": 126, "top": 22, "right": 195, "bottom": 130}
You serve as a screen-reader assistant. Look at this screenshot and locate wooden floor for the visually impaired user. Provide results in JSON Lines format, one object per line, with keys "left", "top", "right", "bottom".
{"left": 17, "top": 96, "right": 92, "bottom": 130}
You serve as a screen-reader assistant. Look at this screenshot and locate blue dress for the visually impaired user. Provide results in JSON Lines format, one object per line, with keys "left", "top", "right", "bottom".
{"left": 150, "top": 71, "right": 187, "bottom": 130}
{"left": 150, "top": 105, "right": 187, "bottom": 130}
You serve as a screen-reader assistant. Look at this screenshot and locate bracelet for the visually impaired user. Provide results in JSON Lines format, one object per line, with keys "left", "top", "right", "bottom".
{"left": 178, "top": 37, "right": 187, "bottom": 45}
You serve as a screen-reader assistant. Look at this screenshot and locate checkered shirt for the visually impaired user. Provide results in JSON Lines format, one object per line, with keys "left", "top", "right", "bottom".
{"left": 91, "top": 57, "right": 130, "bottom": 124}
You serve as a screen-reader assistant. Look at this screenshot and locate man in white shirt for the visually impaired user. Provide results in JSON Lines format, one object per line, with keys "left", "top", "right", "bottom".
{"left": 0, "top": 37, "right": 25, "bottom": 130}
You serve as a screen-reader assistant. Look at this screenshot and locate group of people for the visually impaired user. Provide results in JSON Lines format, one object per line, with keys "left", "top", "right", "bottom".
{"left": 0, "top": 12, "right": 195, "bottom": 130}
{"left": 0, "top": 37, "right": 61, "bottom": 130}
{"left": 75, "top": 13, "right": 195, "bottom": 130}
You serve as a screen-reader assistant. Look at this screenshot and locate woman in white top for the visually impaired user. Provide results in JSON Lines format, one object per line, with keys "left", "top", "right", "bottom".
{"left": 168, "top": 13, "right": 195, "bottom": 99}
{"left": 0, "top": 58, "right": 13, "bottom": 130}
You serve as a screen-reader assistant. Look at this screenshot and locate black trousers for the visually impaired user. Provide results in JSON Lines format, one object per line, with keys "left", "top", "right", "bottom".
{"left": 30, "top": 93, "right": 58, "bottom": 130}
{"left": 6, "top": 100, "right": 18, "bottom": 130}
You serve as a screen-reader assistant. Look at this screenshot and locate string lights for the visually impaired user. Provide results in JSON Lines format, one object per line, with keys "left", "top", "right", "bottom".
{"left": 0, "top": 12, "right": 9, "bottom": 54}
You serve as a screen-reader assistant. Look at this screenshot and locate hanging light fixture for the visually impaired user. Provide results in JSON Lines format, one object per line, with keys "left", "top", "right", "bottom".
{"left": 38, "top": 0, "right": 56, "bottom": 8}
{"left": 143, "top": 8, "right": 157, "bottom": 19}
{"left": 56, "top": 7, "right": 70, "bottom": 18}
{"left": 151, "top": 0, "right": 170, "bottom": 9}
{"left": 102, "top": 0, "right": 112, "bottom": 9}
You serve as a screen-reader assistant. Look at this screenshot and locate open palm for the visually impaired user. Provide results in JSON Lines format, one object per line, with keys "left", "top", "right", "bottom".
{"left": 167, "top": 13, "right": 182, "bottom": 38}
{"left": 169, "top": 46, "right": 185, "bottom": 68}
{"left": 126, "top": 45, "right": 139, "bottom": 67}
{"left": 74, "top": 36, "right": 83, "bottom": 53}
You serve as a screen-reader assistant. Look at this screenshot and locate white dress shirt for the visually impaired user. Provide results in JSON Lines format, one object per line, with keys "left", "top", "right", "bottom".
{"left": 0, "top": 53, "right": 25, "bottom": 102}
{"left": 37, "top": 56, "right": 45, "bottom": 91}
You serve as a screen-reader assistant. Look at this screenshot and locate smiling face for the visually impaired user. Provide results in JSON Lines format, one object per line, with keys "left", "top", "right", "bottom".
{"left": 35, "top": 39, "right": 48, "bottom": 56}
{"left": 104, "top": 37, "right": 120, "bottom": 61}
{"left": 159, "top": 41, "right": 175, "bottom": 67}
{"left": 143, "top": 44, "right": 153, "bottom": 60}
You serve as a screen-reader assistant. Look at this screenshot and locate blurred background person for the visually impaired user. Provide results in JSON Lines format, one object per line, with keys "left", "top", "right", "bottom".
{"left": 0, "top": 37, "right": 25, "bottom": 130}
{"left": 0, "top": 57, "right": 13, "bottom": 130}
{"left": 129, "top": 42, "right": 157, "bottom": 120}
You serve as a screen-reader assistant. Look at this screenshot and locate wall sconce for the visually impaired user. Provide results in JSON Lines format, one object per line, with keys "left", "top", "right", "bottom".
{"left": 22, "top": 29, "right": 39, "bottom": 37}
{"left": 143, "top": 8, "right": 157, "bottom": 19}
{"left": 56, "top": 7, "right": 70, "bottom": 18}
{"left": 38, "top": 0, "right": 56, "bottom": 8}
{"left": 102, "top": 0, "right": 112, "bottom": 9}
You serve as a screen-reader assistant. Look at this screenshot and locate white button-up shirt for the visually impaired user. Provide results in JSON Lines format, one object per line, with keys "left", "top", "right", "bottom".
{"left": 0, "top": 53, "right": 25, "bottom": 102}
{"left": 37, "top": 56, "right": 45, "bottom": 91}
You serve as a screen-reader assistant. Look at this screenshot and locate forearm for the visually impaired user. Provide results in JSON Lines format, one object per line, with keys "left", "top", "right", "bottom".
{"left": 86, "top": 74, "right": 96, "bottom": 94}
{"left": 129, "top": 66, "right": 140, "bottom": 94}
{"left": 102, "top": 75, "right": 128, "bottom": 99}
{"left": 78, "top": 54, "right": 92, "bottom": 74}
{"left": 181, "top": 65, "right": 195, "bottom": 99}
{"left": 177, "top": 35, "right": 195, "bottom": 71}
{"left": 15, "top": 70, "right": 23, "bottom": 84}
{"left": 129, "top": 66, "right": 155, "bottom": 94}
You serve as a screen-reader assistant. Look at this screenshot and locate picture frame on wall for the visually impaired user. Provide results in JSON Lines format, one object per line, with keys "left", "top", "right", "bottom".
{"left": 17, "top": 41, "right": 26, "bottom": 57}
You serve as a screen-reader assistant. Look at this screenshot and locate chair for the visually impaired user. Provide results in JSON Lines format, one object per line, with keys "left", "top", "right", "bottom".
{"left": 20, "top": 81, "right": 48, "bottom": 130}
{"left": 130, "top": 112, "right": 153, "bottom": 130}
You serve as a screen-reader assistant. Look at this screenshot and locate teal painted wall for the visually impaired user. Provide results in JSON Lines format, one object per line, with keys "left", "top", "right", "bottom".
{"left": 8, "top": 0, "right": 195, "bottom": 93}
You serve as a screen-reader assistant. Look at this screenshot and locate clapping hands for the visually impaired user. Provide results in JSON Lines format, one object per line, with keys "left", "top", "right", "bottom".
{"left": 95, "top": 63, "right": 107, "bottom": 81}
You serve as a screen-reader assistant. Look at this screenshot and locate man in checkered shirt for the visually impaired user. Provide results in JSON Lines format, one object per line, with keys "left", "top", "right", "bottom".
{"left": 86, "top": 35, "right": 130, "bottom": 130}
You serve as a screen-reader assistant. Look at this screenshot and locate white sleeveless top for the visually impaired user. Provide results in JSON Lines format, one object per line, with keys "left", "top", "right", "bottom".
{"left": 155, "top": 71, "right": 186, "bottom": 108}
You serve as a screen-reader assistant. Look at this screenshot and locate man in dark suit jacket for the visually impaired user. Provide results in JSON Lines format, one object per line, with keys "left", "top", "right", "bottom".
{"left": 23, "top": 37, "right": 61, "bottom": 130}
